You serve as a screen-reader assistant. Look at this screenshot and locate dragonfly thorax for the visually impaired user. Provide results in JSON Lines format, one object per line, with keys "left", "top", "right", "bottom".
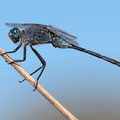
{"left": 8, "top": 28, "right": 21, "bottom": 43}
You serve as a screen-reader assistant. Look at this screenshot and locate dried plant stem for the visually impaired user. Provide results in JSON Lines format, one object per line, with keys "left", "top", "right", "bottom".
{"left": 0, "top": 48, "right": 78, "bottom": 120}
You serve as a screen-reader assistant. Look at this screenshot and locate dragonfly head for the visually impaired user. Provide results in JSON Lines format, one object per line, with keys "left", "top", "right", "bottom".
{"left": 8, "top": 28, "right": 21, "bottom": 43}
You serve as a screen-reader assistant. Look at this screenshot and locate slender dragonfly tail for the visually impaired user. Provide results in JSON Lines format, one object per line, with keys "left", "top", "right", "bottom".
{"left": 69, "top": 44, "right": 120, "bottom": 67}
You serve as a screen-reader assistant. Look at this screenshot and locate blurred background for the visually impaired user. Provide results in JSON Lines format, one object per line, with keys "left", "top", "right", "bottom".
{"left": 0, "top": 0, "right": 120, "bottom": 120}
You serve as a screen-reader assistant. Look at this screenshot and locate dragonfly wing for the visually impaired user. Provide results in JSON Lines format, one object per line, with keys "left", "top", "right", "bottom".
{"left": 48, "top": 25, "right": 78, "bottom": 45}
{"left": 48, "top": 25, "right": 77, "bottom": 39}
{"left": 5, "top": 23, "right": 46, "bottom": 29}
{"left": 64, "top": 36, "right": 79, "bottom": 45}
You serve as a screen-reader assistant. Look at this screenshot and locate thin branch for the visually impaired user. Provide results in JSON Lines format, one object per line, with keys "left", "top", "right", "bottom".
{"left": 0, "top": 48, "right": 78, "bottom": 120}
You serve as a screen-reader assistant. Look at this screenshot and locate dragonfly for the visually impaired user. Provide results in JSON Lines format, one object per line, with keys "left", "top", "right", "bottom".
{"left": 2, "top": 23, "right": 120, "bottom": 90}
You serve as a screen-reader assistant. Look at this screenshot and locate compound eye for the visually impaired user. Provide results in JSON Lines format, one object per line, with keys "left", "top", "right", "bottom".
{"left": 8, "top": 28, "right": 21, "bottom": 43}
{"left": 12, "top": 28, "right": 19, "bottom": 38}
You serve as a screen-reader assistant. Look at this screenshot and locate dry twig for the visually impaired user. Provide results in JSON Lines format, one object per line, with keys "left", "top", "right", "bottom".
{"left": 0, "top": 48, "right": 78, "bottom": 120}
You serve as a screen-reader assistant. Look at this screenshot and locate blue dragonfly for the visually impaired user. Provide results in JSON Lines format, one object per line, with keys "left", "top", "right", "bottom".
{"left": 2, "top": 23, "right": 120, "bottom": 90}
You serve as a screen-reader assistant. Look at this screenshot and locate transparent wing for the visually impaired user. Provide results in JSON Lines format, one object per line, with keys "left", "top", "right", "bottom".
{"left": 5, "top": 23, "right": 46, "bottom": 29}
{"left": 63, "top": 36, "right": 79, "bottom": 45}
{"left": 48, "top": 25, "right": 77, "bottom": 39}
{"left": 48, "top": 25, "right": 78, "bottom": 45}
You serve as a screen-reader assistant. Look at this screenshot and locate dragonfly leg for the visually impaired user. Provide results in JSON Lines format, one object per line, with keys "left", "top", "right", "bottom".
{"left": 19, "top": 66, "right": 43, "bottom": 83}
{"left": 30, "top": 45, "right": 46, "bottom": 91}
{"left": 1, "top": 43, "right": 22, "bottom": 64}
{"left": 8, "top": 44, "right": 27, "bottom": 64}
{"left": 1, "top": 43, "right": 22, "bottom": 56}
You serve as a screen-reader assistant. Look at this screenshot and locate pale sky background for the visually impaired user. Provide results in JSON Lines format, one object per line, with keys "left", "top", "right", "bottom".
{"left": 0, "top": 0, "right": 120, "bottom": 120}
